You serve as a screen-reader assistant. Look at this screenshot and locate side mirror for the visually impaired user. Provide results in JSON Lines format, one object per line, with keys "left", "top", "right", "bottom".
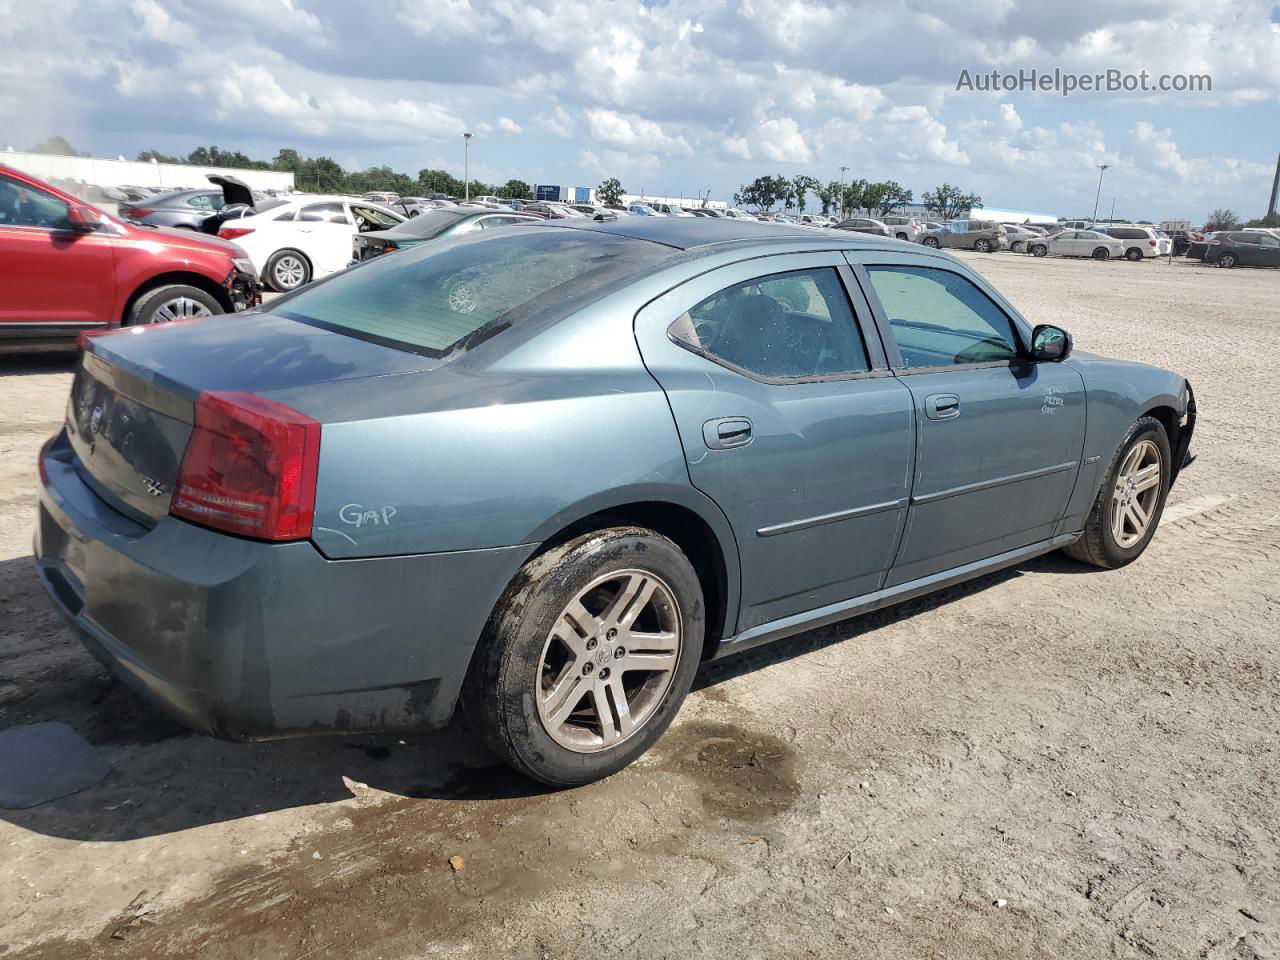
{"left": 1030, "top": 324, "right": 1072, "bottom": 362}
{"left": 65, "top": 205, "right": 102, "bottom": 232}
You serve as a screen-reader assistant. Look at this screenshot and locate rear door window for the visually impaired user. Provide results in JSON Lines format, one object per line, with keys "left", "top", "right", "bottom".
{"left": 865, "top": 265, "right": 1020, "bottom": 368}
{"left": 298, "top": 202, "right": 348, "bottom": 223}
{"left": 668, "top": 268, "right": 870, "bottom": 380}
{"left": 273, "top": 229, "right": 670, "bottom": 358}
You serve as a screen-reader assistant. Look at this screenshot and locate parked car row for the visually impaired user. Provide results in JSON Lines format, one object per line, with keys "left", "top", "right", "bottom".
{"left": 0, "top": 165, "right": 261, "bottom": 349}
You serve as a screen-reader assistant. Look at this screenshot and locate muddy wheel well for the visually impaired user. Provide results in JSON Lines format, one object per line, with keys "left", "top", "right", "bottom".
{"left": 1143, "top": 404, "right": 1181, "bottom": 450}
{"left": 122, "top": 272, "right": 231, "bottom": 324}
{"left": 532, "top": 503, "right": 730, "bottom": 658}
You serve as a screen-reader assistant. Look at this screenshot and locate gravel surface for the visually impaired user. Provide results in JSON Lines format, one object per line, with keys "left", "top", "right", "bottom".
{"left": 0, "top": 252, "right": 1277, "bottom": 959}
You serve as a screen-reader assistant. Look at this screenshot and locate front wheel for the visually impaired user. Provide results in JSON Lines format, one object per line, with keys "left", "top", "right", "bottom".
{"left": 895, "top": 232, "right": 909, "bottom": 240}
{"left": 1031, "top": 243, "right": 1048, "bottom": 257}
{"left": 126, "top": 284, "right": 222, "bottom": 326}
{"left": 1092, "top": 247, "right": 1110, "bottom": 261}
{"left": 1063, "top": 416, "right": 1172, "bottom": 569}
{"left": 923, "top": 236, "right": 940, "bottom": 248}
{"left": 463, "top": 527, "right": 704, "bottom": 786}
{"left": 975, "top": 238, "right": 993, "bottom": 253}
{"left": 1010, "top": 240, "right": 1023, "bottom": 253}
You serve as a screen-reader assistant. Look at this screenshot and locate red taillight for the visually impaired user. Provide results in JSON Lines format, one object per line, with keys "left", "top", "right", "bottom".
{"left": 38, "top": 436, "right": 53, "bottom": 485}
{"left": 219, "top": 227, "right": 255, "bottom": 241}
{"left": 171, "top": 391, "right": 321, "bottom": 542}
{"left": 127, "top": 208, "right": 153, "bottom": 219}
{"left": 1148, "top": 239, "right": 1157, "bottom": 246}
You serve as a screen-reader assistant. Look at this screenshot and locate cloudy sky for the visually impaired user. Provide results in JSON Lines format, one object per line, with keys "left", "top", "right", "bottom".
{"left": 1, "top": 0, "right": 1277, "bottom": 219}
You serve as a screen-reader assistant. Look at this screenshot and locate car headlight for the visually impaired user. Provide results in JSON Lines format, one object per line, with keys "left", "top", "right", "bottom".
{"left": 231, "top": 257, "right": 258, "bottom": 280}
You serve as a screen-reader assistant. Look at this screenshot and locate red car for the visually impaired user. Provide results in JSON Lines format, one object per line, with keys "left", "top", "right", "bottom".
{"left": 0, "top": 165, "right": 260, "bottom": 350}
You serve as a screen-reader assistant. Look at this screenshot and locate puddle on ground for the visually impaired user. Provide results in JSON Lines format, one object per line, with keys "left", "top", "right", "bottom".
{"left": 653, "top": 719, "right": 801, "bottom": 823}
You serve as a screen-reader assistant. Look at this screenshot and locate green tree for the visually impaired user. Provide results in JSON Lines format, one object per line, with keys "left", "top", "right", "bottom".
{"left": 841, "top": 178, "right": 869, "bottom": 217}
{"left": 137, "top": 149, "right": 182, "bottom": 164}
{"left": 418, "top": 168, "right": 464, "bottom": 197}
{"left": 272, "top": 148, "right": 303, "bottom": 173}
{"left": 28, "top": 135, "right": 87, "bottom": 156}
{"left": 873, "top": 180, "right": 913, "bottom": 216}
{"left": 502, "top": 179, "right": 532, "bottom": 199}
{"left": 790, "top": 175, "right": 820, "bottom": 214}
{"left": 923, "top": 183, "right": 982, "bottom": 220}
{"left": 1207, "top": 208, "right": 1240, "bottom": 230}
{"left": 597, "top": 177, "right": 624, "bottom": 206}
{"left": 1245, "top": 211, "right": 1280, "bottom": 228}
{"left": 815, "top": 180, "right": 842, "bottom": 215}
{"left": 734, "top": 174, "right": 791, "bottom": 212}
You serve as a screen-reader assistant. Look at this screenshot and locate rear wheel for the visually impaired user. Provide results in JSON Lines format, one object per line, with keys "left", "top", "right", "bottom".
{"left": 463, "top": 527, "right": 704, "bottom": 786}
{"left": 265, "top": 249, "right": 311, "bottom": 292}
{"left": 1217, "top": 252, "right": 1237, "bottom": 268}
{"left": 1125, "top": 247, "right": 1143, "bottom": 261}
{"left": 896, "top": 232, "right": 909, "bottom": 240}
{"left": 1064, "top": 416, "right": 1171, "bottom": 569}
{"left": 1031, "top": 243, "right": 1048, "bottom": 257}
{"left": 923, "top": 236, "right": 941, "bottom": 248}
{"left": 126, "top": 284, "right": 222, "bottom": 326}
{"left": 975, "top": 238, "right": 993, "bottom": 252}
{"left": 1010, "top": 240, "right": 1023, "bottom": 253}
{"left": 1092, "top": 247, "right": 1110, "bottom": 261}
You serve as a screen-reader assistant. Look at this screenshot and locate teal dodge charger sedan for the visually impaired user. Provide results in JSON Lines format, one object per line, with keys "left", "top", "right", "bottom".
{"left": 36, "top": 218, "right": 1195, "bottom": 785}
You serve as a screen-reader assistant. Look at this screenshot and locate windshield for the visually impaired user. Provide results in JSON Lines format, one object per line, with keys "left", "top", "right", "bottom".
{"left": 272, "top": 228, "right": 671, "bottom": 358}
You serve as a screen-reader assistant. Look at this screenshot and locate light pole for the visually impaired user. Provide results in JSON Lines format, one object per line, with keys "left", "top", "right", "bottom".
{"left": 1091, "top": 163, "right": 1109, "bottom": 223}
{"left": 838, "top": 165, "right": 848, "bottom": 218}
{"left": 463, "top": 132, "right": 473, "bottom": 201}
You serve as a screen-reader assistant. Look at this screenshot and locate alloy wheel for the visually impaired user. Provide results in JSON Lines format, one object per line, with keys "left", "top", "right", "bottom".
{"left": 151, "top": 297, "right": 213, "bottom": 324}
{"left": 1111, "top": 439, "right": 1163, "bottom": 548}
{"left": 535, "top": 569, "right": 682, "bottom": 752}
{"left": 274, "top": 255, "right": 306, "bottom": 288}
{"left": 1218, "top": 254, "right": 1236, "bottom": 268}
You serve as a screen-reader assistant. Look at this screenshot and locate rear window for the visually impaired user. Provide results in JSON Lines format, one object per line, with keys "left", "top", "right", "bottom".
{"left": 1109, "top": 228, "right": 1146, "bottom": 239}
{"left": 273, "top": 228, "right": 670, "bottom": 358}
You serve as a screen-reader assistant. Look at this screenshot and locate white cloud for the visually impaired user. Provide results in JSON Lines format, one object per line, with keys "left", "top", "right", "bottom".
{"left": 884, "top": 106, "right": 969, "bottom": 166}
{"left": 585, "top": 108, "right": 691, "bottom": 155}
{"left": 538, "top": 105, "right": 575, "bottom": 138}
{"left": 722, "top": 135, "right": 752, "bottom": 160}
{"left": 498, "top": 116, "right": 522, "bottom": 134}
{"left": 756, "top": 117, "right": 812, "bottom": 164}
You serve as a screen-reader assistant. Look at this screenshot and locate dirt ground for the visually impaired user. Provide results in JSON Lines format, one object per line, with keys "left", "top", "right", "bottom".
{"left": 1, "top": 252, "right": 1277, "bottom": 960}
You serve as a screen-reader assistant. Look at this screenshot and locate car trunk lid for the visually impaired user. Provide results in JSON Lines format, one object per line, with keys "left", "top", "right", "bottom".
{"left": 67, "top": 313, "right": 436, "bottom": 524}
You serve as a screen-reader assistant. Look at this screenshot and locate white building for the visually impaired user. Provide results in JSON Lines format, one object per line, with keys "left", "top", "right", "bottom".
{"left": 1, "top": 149, "right": 295, "bottom": 193}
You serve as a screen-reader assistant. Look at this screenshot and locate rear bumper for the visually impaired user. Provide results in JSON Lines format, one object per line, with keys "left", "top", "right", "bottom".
{"left": 35, "top": 432, "right": 534, "bottom": 741}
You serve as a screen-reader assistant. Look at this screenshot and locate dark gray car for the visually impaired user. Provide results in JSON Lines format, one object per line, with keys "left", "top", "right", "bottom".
{"left": 117, "top": 188, "right": 226, "bottom": 229}
{"left": 35, "top": 218, "right": 1195, "bottom": 785}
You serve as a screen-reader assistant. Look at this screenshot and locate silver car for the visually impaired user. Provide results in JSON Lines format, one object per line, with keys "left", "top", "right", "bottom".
{"left": 881, "top": 215, "right": 925, "bottom": 242}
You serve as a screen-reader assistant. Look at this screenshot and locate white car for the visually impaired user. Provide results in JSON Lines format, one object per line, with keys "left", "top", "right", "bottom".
{"left": 721, "top": 208, "right": 757, "bottom": 220}
{"left": 627, "top": 203, "right": 665, "bottom": 217}
{"left": 1028, "top": 229, "right": 1126, "bottom": 261}
{"left": 649, "top": 202, "right": 696, "bottom": 217}
{"left": 218, "top": 196, "right": 405, "bottom": 291}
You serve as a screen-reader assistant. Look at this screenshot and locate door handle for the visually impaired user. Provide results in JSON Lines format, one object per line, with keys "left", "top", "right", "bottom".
{"left": 704, "top": 417, "right": 753, "bottom": 450}
{"left": 925, "top": 394, "right": 960, "bottom": 420}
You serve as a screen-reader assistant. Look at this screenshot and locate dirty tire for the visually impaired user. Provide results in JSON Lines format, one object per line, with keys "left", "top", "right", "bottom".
{"left": 462, "top": 527, "right": 704, "bottom": 787}
{"left": 896, "top": 232, "right": 909, "bottom": 240}
{"left": 1092, "top": 247, "right": 1110, "bottom": 261}
{"left": 1125, "top": 247, "right": 1144, "bottom": 261}
{"left": 1063, "top": 415, "right": 1172, "bottom": 569}
{"left": 975, "top": 238, "right": 993, "bottom": 253}
{"left": 1032, "top": 243, "right": 1048, "bottom": 257}
{"left": 1217, "top": 253, "right": 1237, "bottom": 268}
{"left": 923, "top": 236, "right": 940, "bottom": 248}
{"left": 126, "top": 284, "right": 222, "bottom": 326}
